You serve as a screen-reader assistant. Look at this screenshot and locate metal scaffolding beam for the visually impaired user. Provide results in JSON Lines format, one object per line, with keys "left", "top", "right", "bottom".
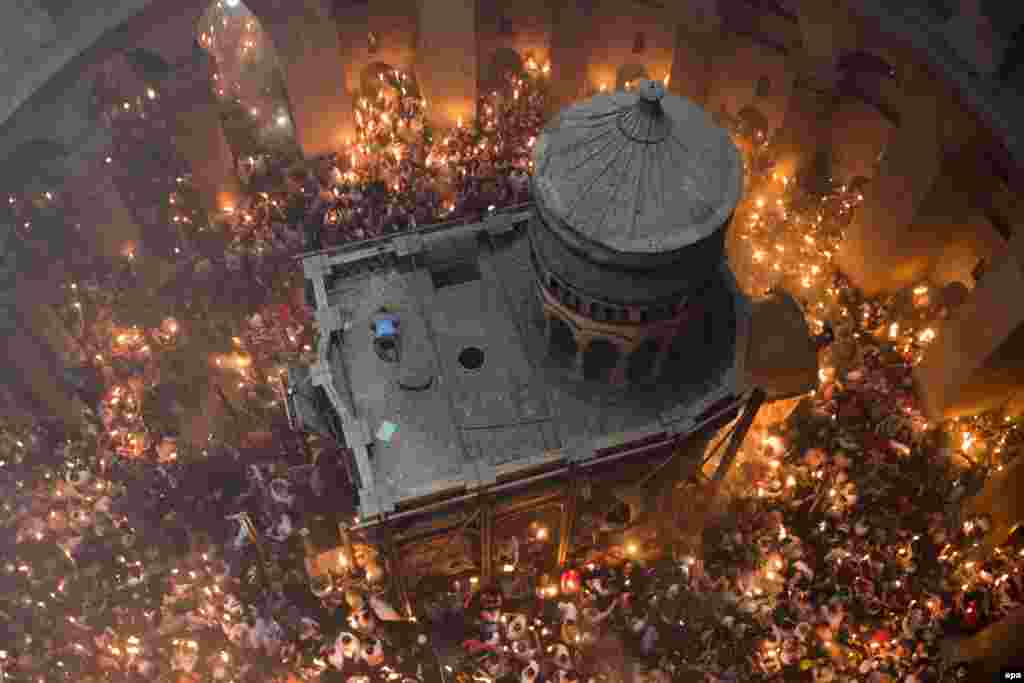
{"left": 713, "top": 387, "right": 767, "bottom": 481}
{"left": 480, "top": 500, "right": 494, "bottom": 585}
{"left": 558, "top": 477, "right": 579, "bottom": 567}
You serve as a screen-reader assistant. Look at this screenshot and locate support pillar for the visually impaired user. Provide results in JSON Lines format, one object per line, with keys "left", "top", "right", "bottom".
{"left": 835, "top": 68, "right": 944, "bottom": 296}
{"left": 129, "top": 5, "right": 241, "bottom": 213}
{"left": 382, "top": 526, "right": 415, "bottom": 618}
{"left": 772, "top": 1, "right": 860, "bottom": 181}
{"left": 557, "top": 480, "right": 578, "bottom": 567}
{"left": 828, "top": 96, "right": 895, "bottom": 186}
{"left": 246, "top": 0, "right": 356, "bottom": 157}
{"left": 61, "top": 137, "right": 145, "bottom": 268}
{"left": 609, "top": 342, "right": 633, "bottom": 386}
{"left": 414, "top": 0, "right": 477, "bottom": 132}
{"left": 667, "top": 1, "right": 721, "bottom": 106}
{"left": 573, "top": 337, "right": 590, "bottom": 381}
{"left": 543, "top": 315, "right": 554, "bottom": 358}
{"left": 4, "top": 297, "right": 86, "bottom": 431}
{"left": 713, "top": 388, "right": 765, "bottom": 481}
{"left": 913, "top": 229, "right": 1024, "bottom": 421}
{"left": 60, "top": 114, "right": 175, "bottom": 294}
{"left": 160, "top": 50, "right": 242, "bottom": 213}
{"left": 547, "top": 0, "right": 593, "bottom": 119}
{"left": 480, "top": 500, "right": 494, "bottom": 586}
{"left": 650, "top": 338, "right": 672, "bottom": 382}
{"left": 962, "top": 455, "right": 1024, "bottom": 561}
{"left": 770, "top": 62, "right": 840, "bottom": 182}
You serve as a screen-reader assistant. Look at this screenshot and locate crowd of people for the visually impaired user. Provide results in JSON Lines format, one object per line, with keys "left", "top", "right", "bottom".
{"left": 291, "top": 325, "right": 1024, "bottom": 683}
{"left": 226, "top": 65, "right": 543, "bottom": 255}
{"left": 5, "top": 18, "right": 1024, "bottom": 682}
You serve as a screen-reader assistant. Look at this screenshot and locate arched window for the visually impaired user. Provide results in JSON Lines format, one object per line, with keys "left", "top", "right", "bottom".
{"left": 627, "top": 338, "right": 660, "bottom": 383}
{"left": 368, "top": 31, "right": 379, "bottom": 54}
{"left": 549, "top": 318, "right": 577, "bottom": 365}
{"left": 583, "top": 339, "right": 619, "bottom": 381}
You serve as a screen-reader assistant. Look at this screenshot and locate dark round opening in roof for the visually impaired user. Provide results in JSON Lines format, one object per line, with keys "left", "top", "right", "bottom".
{"left": 458, "top": 346, "right": 485, "bottom": 370}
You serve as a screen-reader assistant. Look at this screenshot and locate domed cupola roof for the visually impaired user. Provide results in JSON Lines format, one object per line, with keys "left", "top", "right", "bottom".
{"left": 532, "top": 80, "right": 743, "bottom": 268}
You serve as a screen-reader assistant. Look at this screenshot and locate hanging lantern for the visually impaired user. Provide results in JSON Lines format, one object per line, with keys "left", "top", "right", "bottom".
{"left": 560, "top": 569, "right": 581, "bottom": 595}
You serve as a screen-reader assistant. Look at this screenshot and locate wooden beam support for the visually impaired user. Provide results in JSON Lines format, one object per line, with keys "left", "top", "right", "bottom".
{"left": 480, "top": 500, "right": 494, "bottom": 585}
{"left": 713, "top": 388, "right": 767, "bottom": 481}
{"left": 558, "top": 477, "right": 579, "bottom": 567}
{"left": 383, "top": 525, "right": 414, "bottom": 619}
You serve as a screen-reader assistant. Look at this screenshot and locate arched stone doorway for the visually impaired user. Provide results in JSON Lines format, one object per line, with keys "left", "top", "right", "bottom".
{"left": 583, "top": 339, "right": 620, "bottom": 381}
{"left": 481, "top": 47, "right": 526, "bottom": 95}
{"left": 616, "top": 63, "right": 649, "bottom": 92}
{"left": 627, "top": 338, "right": 660, "bottom": 383}
{"left": 549, "top": 317, "right": 577, "bottom": 366}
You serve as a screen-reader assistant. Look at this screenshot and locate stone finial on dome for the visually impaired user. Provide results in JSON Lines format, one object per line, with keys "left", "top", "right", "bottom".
{"left": 618, "top": 79, "right": 670, "bottom": 143}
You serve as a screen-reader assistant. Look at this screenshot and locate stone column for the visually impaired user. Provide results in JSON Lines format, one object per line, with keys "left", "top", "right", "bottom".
{"left": 667, "top": 0, "right": 721, "bottom": 106}
{"left": 3, "top": 253, "right": 86, "bottom": 430}
{"left": 650, "top": 337, "right": 672, "bottom": 382}
{"left": 543, "top": 314, "right": 554, "bottom": 357}
{"left": 413, "top": 0, "right": 477, "bottom": 132}
{"left": 574, "top": 335, "right": 590, "bottom": 381}
{"left": 53, "top": 72, "right": 180, "bottom": 294}
{"left": 5, "top": 323, "right": 85, "bottom": 429}
{"left": 835, "top": 66, "right": 945, "bottom": 296}
{"left": 913, "top": 229, "right": 1024, "bottom": 421}
{"left": 609, "top": 341, "right": 634, "bottom": 386}
{"left": 892, "top": 150, "right": 980, "bottom": 283}
{"left": 769, "top": 61, "right": 840, "bottom": 182}
{"left": 547, "top": 0, "right": 593, "bottom": 119}
{"left": 771, "top": 2, "right": 860, "bottom": 181}
{"left": 157, "top": 50, "right": 242, "bottom": 214}
{"left": 127, "top": 4, "right": 241, "bottom": 213}
{"left": 246, "top": 0, "right": 356, "bottom": 157}
{"left": 828, "top": 96, "right": 895, "bottom": 186}
{"left": 960, "top": 454, "right": 1024, "bottom": 579}
{"left": 60, "top": 124, "right": 145, "bottom": 268}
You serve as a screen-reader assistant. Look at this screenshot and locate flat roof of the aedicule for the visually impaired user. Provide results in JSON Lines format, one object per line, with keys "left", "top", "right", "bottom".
{"left": 313, "top": 222, "right": 748, "bottom": 519}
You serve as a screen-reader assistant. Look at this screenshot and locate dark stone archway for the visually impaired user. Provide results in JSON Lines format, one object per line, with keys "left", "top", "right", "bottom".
{"left": 628, "top": 338, "right": 660, "bottom": 383}
{"left": 549, "top": 317, "right": 577, "bottom": 366}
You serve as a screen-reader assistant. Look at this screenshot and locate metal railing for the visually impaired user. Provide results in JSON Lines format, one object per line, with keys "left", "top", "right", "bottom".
{"left": 348, "top": 389, "right": 751, "bottom": 533}
{"left": 293, "top": 201, "right": 536, "bottom": 262}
